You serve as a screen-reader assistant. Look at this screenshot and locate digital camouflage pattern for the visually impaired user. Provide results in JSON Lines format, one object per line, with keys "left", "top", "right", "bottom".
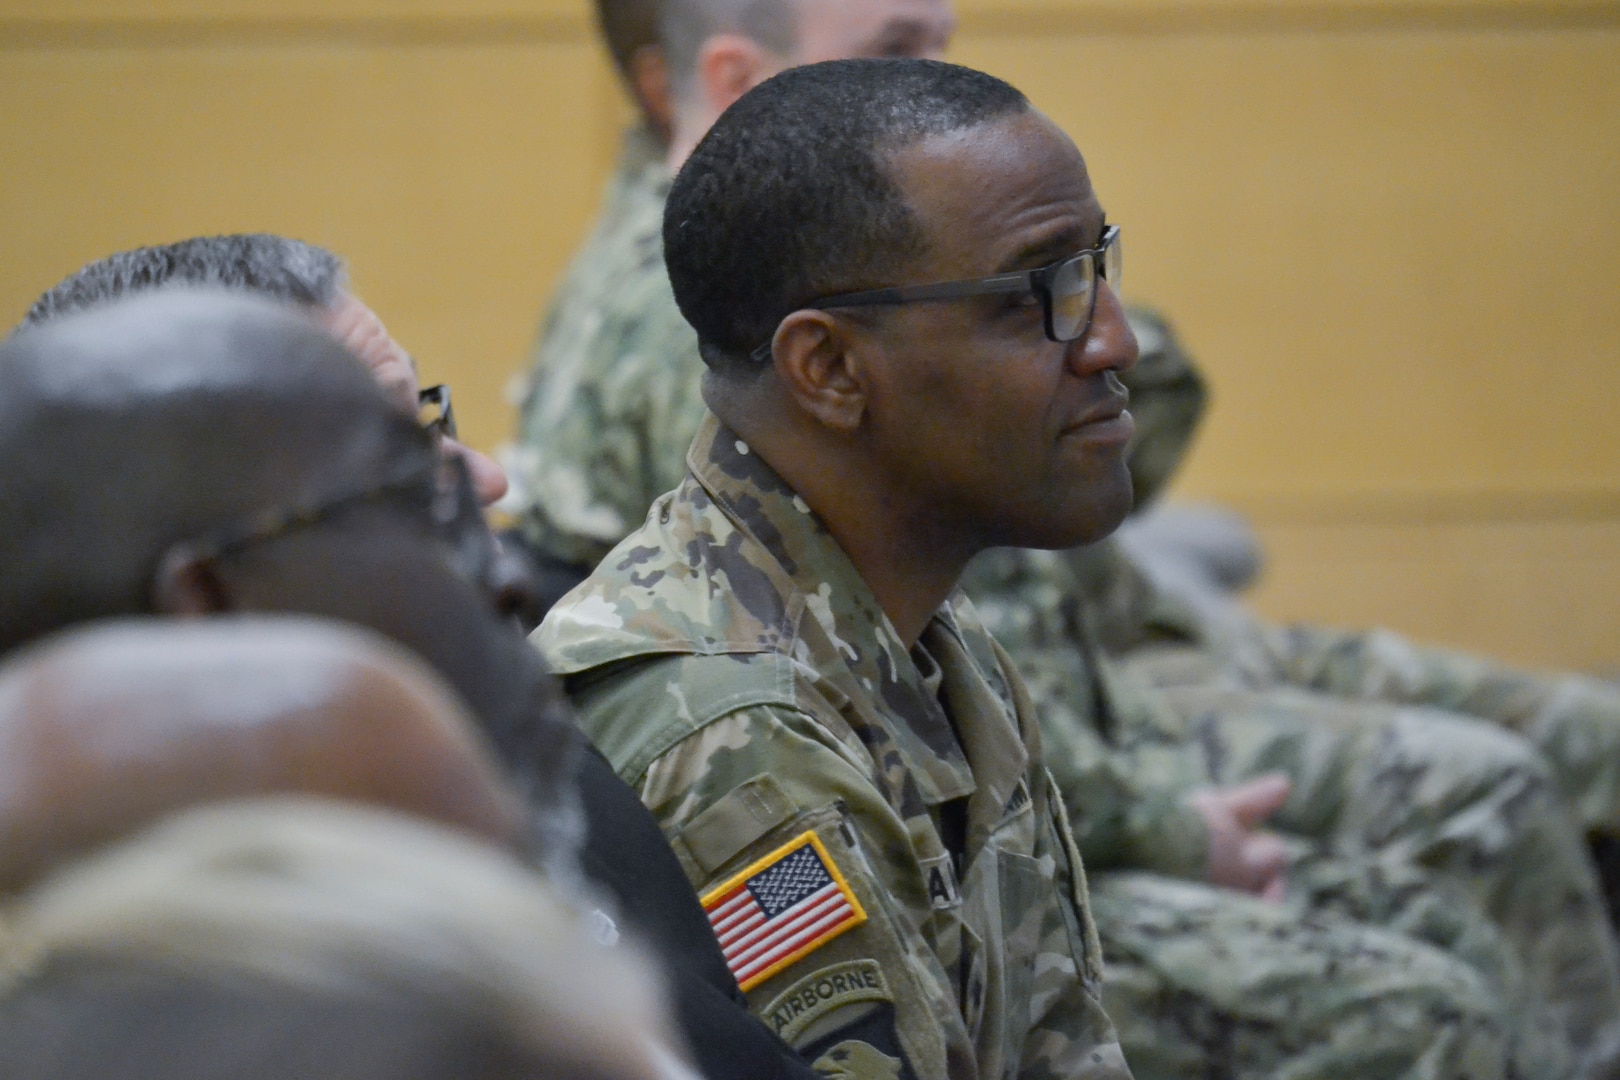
{"left": 1119, "top": 587, "right": 1620, "bottom": 842}
{"left": 538, "top": 416, "right": 1132, "bottom": 1080}
{"left": 1093, "top": 872, "right": 1517, "bottom": 1080}
{"left": 504, "top": 125, "right": 702, "bottom": 569}
{"left": 1068, "top": 323, "right": 1620, "bottom": 846}
{"left": 966, "top": 546, "right": 1620, "bottom": 1076}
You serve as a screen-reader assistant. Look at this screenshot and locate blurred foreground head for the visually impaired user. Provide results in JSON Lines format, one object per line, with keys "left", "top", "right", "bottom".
{"left": 0, "top": 292, "right": 578, "bottom": 867}
{"left": 0, "top": 617, "right": 526, "bottom": 894}
{"left": 21, "top": 233, "right": 509, "bottom": 507}
{"left": 0, "top": 799, "right": 697, "bottom": 1080}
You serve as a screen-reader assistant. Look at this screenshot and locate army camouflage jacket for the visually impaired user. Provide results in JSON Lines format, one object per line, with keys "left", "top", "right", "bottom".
{"left": 537, "top": 416, "right": 1133, "bottom": 1080}
{"left": 506, "top": 126, "right": 703, "bottom": 568}
{"left": 960, "top": 549, "right": 1210, "bottom": 880}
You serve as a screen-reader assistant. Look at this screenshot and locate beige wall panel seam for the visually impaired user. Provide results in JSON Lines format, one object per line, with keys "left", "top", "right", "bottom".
{"left": 1224, "top": 490, "right": 1620, "bottom": 527}
{"left": 0, "top": 16, "right": 591, "bottom": 49}
{"left": 953, "top": 5, "right": 1620, "bottom": 37}
{"left": 6, "top": 0, "right": 1618, "bottom": 37}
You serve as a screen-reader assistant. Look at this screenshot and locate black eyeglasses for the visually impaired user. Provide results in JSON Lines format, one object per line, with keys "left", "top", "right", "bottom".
{"left": 751, "top": 225, "right": 1121, "bottom": 363}
{"left": 158, "top": 450, "right": 498, "bottom": 591}
{"left": 162, "top": 452, "right": 439, "bottom": 565}
{"left": 418, "top": 384, "right": 456, "bottom": 441}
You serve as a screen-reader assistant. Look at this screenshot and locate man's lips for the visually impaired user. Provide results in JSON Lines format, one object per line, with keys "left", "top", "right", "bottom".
{"left": 1061, "top": 393, "right": 1135, "bottom": 444}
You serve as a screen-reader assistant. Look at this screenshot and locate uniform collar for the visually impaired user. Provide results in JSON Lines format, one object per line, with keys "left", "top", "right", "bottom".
{"left": 689, "top": 417, "right": 979, "bottom": 805}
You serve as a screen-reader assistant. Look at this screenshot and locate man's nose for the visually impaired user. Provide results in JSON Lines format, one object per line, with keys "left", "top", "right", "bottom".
{"left": 445, "top": 439, "right": 510, "bottom": 507}
{"left": 1066, "top": 280, "right": 1137, "bottom": 378}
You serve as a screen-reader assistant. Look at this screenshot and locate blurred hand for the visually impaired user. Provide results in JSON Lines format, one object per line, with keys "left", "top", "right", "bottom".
{"left": 1187, "top": 773, "right": 1293, "bottom": 903}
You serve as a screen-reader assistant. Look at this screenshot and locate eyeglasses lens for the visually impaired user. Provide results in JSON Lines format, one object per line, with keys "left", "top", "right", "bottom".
{"left": 1103, "top": 230, "right": 1122, "bottom": 292}
{"left": 1048, "top": 253, "right": 1097, "bottom": 342}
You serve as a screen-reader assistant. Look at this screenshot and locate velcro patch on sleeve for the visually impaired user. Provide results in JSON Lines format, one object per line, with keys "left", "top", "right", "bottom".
{"left": 760, "top": 959, "right": 892, "bottom": 1044}
{"left": 702, "top": 830, "right": 867, "bottom": 991}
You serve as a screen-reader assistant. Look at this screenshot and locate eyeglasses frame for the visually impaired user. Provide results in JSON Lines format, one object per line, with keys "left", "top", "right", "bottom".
{"left": 159, "top": 451, "right": 449, "bottom": 572}
{"left": 418, "top": 383, "right": 457, "bottom": 441}
{"left": 749, "top": 224, "right": 1121, "bottom": 364}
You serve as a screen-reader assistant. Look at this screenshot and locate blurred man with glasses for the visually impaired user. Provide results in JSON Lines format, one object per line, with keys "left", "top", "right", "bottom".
{"left": 8, "top": 272, "right": 823, "bottom": 1080}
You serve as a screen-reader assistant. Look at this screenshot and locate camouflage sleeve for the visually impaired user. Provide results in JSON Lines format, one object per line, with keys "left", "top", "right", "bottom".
{"left": 1019, "top": 767, "right": 1135, "bottom": 1079}
{"left": 635, "top": 704, "right": 972, "bottom": 1080}
{"left": 510, "top": 277, "right": 708, "bottom": 569}
{"left": 1028, "top": 651, "right": 1212, "bottom": 880}
{"left": 1261, "top": 623, "right": 1620, "bottom": 837}
{"left": 599, "top": 699, "right": 1128, "bottom": 1080}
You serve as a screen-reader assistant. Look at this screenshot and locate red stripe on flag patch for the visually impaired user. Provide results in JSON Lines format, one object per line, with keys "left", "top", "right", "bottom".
{"left": 700, "top": 830, "right": 867, "bottom": 991}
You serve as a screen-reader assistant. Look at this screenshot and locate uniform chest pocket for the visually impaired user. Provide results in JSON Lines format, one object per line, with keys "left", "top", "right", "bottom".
{"left": 958, "top": 843, "right": 1047, "bottom": 1076}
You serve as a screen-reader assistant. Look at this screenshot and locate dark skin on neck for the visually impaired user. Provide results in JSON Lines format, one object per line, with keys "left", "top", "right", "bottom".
{"left": 706, "top": 111, "right": 1140, "bottom": 648}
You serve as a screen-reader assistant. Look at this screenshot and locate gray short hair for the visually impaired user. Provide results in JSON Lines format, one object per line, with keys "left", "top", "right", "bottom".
{"left": 21, "top": 234, "right": 345, "bottom": 330}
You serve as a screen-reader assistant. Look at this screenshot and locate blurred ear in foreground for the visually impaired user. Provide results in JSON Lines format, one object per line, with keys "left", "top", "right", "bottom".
{"left": 0, "top": 798, "right": 700, "bottom": 1080}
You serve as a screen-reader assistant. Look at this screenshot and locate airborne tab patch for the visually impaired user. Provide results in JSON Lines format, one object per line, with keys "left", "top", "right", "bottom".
{"left": 702, "top": 830, "right": 867, "bottom": 991}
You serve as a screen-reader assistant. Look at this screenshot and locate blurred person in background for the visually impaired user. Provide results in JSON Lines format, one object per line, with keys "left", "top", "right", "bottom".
{"left": 21, "top": 234, "right": 510, "bottom": 510}
{"left": 1, "top": 289, "right": 819, "bottom": 1080}
{"left": 19, "top": 234, "right": 546, "bottom": 623}
{"left": 0, "top": 798, "right": 697, "bottom": 1080}
{"left": 505, "top": 0, "right": 957, "bottom": 592}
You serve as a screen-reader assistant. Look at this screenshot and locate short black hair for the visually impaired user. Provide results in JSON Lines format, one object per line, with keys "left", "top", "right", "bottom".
{"left": 22, "top": 235, "right": 345, "bottom": 330}
{"left": 663, "top": 58, "right": 1029, "bottom": 375}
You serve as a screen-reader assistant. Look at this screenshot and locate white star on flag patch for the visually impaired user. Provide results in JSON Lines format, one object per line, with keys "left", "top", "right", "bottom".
{"left": 702, "top": 830, "right": 867, "bottom": 991}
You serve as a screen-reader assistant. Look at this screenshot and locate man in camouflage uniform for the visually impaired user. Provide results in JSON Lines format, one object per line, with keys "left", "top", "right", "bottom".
{"left": 541, "top": 59, "right": 1136, "bottom": 1078}
{"left": 511, "top": 3, "right": 1620, "bottom": 1078}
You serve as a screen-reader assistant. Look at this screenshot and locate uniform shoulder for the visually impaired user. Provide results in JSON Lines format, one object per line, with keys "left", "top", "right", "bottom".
{"left": 536, "top": 483, "right": 808, "bottom": 675}
{"left": 562, "top": 651, "right": 806, "bottom": 785}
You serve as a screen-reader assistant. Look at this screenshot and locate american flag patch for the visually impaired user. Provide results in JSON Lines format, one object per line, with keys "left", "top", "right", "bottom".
{"left": 702, "top": 831, "right": 867, "bottom": 991}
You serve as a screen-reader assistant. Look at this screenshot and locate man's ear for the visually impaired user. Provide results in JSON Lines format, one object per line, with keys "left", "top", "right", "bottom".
{"left": 771, "top": 311, "right": 867, "bottom": 433}
{"left": 150, "top": 547, "right": 236, "bottom": 617}
{"left": 696, "top": 33, "right": 779, "bottom": 115}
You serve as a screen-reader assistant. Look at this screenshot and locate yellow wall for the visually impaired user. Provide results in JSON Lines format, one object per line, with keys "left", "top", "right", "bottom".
{"left": 3, "top": 1, "right": 1618, "bottom": 669}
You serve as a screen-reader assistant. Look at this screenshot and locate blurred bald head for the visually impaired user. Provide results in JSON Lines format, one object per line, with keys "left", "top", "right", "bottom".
{"left": 0, "top": 290, "right": 582, "bottom": 879}
{"left": 0, "top": 799, "right": 697, "bottom": 1080}
{"left": 0, "top": 617, "right": 525, "bottom": 894}
{"left": 0, "top": 290, "right": 423, "bottom": 657}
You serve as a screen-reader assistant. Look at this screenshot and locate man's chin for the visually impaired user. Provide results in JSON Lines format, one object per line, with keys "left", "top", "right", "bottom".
{"left": 1000, "top": 477, "right": 1134, "bottom": 553}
